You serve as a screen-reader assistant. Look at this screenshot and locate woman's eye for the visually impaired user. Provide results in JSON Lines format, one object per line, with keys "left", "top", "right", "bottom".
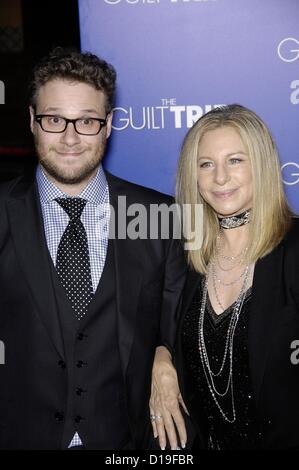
{"left": 229, "top": 158, "right": 242, "bottom": 164}
{"left": 199, "top": 161, "right": 213, "bottom": 168}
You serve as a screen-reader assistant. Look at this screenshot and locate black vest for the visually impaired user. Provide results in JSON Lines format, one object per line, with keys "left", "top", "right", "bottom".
{"left": 49, "top": 239, "right": 132, "bottom": 449}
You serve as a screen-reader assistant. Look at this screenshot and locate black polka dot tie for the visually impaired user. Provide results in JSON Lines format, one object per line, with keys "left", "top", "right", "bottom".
{"left": 55, "top": 197, "right": 93, "bottom": 321}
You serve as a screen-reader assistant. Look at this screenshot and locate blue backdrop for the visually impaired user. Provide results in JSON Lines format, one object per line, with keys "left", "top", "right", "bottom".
{"left": 79, "top": 0, "right": 299, "bottom": 213}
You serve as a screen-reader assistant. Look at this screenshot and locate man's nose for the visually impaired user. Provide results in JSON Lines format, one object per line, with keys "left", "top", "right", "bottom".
{"left": 60, "top": 121, "right": 81, "bottom": 145}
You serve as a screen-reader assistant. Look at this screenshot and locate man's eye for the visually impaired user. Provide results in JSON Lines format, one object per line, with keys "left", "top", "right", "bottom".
{"left": 48, "top": 116, "right": 63, "bottom": 124}
{"left": 80, "top": 119, "right": 93, "bottom": 126}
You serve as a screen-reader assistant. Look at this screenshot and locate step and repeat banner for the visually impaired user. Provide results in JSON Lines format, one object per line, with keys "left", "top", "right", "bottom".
{"left": 79, "top": 0, "right": 299, "bottom": 213}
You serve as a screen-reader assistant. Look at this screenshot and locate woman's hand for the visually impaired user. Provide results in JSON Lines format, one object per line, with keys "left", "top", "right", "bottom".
{"left": 150, "top": 346, "right": 189, "bottom": 450}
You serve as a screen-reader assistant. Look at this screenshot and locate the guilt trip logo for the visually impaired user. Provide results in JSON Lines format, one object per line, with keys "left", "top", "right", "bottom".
{"left": 290, "top": 79, "right": 299, "bottom": 105}
{"left": 277, "top": 37, "right": 299, "bottom": 63}
{"left": 282, "top": 162, "right": 299, "bottom": 186}
{"left": 112, "top": 99, "right": 224, "bottom": 131}
{"left": 277, "top": 38, "right": 299, "bottom": 105}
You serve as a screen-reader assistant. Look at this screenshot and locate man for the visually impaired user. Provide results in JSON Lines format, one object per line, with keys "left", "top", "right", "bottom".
{"left": 0, "top": 48, "right": 186, "bottom": 449}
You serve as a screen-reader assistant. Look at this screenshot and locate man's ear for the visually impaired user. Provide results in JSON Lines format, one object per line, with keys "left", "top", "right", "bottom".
{"left": 106, "top": 111, "right": 113, "bottom": 139}
{"left": 29, "top": 106, "right": 35, "bottom": 134}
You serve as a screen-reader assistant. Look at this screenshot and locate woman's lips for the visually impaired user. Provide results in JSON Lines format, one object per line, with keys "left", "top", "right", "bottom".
{"left": 212, "top": 189, "right": 238, "bottom": 199}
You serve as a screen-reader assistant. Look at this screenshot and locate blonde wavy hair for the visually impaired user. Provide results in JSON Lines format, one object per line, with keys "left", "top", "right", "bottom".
{"left": 176, "top": 104, "right": 292, "bottom": 273}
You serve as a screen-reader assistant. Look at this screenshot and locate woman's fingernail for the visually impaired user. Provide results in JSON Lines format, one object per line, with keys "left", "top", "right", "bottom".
{"left": 181, "top": 442, "right": 186, "bottom": 448}
{"left": 160, "top": 447, "right": 165, "bottom": 450}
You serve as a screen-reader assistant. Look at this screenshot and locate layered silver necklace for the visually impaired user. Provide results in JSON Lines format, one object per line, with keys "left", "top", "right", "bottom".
{"left": 198, "top": 257, "right": 252, "bottom": 423}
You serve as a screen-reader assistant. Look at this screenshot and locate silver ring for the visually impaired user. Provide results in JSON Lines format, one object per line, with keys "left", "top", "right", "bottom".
{"left": 155, "top": 414, "right": 163, "bottom": 420}
{"left": 150, "top": 414, "right": 156, "bottom": 421}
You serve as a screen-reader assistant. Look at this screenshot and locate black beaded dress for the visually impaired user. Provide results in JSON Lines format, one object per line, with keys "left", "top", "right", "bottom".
{"left": 181, "top": 279, "right": 263, "bottom": 450}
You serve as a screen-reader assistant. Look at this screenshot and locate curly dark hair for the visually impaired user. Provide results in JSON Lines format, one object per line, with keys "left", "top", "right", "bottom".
{"left": 29, "top": 47, "right": 117, "bottom": 113}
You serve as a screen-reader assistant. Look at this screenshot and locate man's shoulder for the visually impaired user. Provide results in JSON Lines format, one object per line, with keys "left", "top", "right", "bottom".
{"left": 0, "top": 172, "right": 35, "bottom": 201}
{"left": 0, "top": 175, "right": 23, "bottom": 199}
{"left": 105, "top": 171, "right": 174, "bottom": 206}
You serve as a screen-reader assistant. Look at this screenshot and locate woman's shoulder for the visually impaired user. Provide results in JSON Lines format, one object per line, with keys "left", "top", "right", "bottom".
{"left": 288, "top": 216, "right": 299, "bottom": 231}
{"left": 283, "top": 217, "right": 299, "bottom": 251}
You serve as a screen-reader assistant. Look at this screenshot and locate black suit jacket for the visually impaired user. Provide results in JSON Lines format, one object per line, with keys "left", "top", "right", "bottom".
{"left": 0, "top": 169, "right": 187, "bottom": 449}
{"left": 175, "top": 218, "right": 299, "bottom": 450}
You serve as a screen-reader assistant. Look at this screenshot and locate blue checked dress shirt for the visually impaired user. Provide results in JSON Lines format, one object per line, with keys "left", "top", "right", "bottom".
{"left": 36, "top": 164, "right": 110, "bottom": 448}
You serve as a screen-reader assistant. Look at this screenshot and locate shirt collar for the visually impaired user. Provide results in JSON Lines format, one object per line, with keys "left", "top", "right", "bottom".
{"left": 36, "top": 164, "right": 108, "bottom": 206}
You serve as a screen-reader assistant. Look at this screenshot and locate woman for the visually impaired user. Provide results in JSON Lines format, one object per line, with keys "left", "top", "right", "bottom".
{"left": 150, "top": 104, "right": 299, "bottom": 450}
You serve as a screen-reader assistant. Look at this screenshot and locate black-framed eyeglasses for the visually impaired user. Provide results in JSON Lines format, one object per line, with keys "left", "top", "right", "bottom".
{"left": 34, "top": 114, "right": 107, "bottom": 135}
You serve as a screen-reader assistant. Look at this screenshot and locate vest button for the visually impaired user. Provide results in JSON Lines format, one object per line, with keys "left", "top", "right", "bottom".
{"left": 76, "top": 387, "right": 87, "bottom": 396}
{"left": 77, "top": 333, "right": 88, "bottom": 341}
{"left": 54, "top": 412, "right": 64, "bottom": 422}
{"left": 58, "top": 360, "right": 66, "bottom": 369}
{"left": 75, "top": 415, "right": 83, "bottom": 424}
{"left": 76, "top": 360, "right": 87, "bottom": 368}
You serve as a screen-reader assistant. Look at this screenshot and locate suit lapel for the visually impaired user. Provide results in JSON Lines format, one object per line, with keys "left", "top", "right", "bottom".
{"left": 6, "top": 175, "right": 65, "bottom": 359}
{"left": 106, "top": 172, "right": 143, "bottom": 376}
{"left": 248, "top": 243, "right": 284, "bottom": 406}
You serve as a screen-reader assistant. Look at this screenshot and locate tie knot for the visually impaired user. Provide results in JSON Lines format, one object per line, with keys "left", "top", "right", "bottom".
{"left": 55, "top": 197, "right": 87, "bottom": 220}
